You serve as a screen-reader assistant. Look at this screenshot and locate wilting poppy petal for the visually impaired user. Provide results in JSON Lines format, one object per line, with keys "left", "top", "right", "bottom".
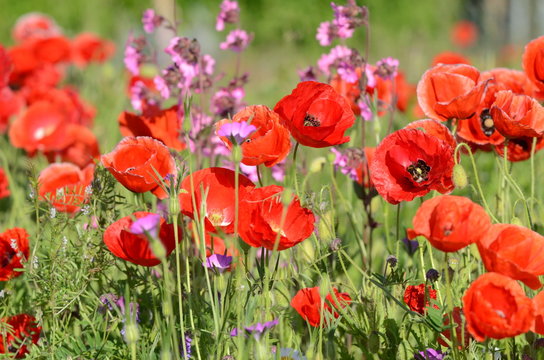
{"left": 489, "top": 90, "right": 544, "bottom": 138}
{"left": 403, "top": 284, "right": 438, "bottom": 314}
{"left": 0, "top": 314, "right": 41, "bottom": 358}
{"left": 463, "top": 272, "right": 534, "bottom": 341}
{"left": 291, "top": 286, "right": 351, "bottom": 327}
{"left": 0, "top": 228, "right": 30, "bottom": 281}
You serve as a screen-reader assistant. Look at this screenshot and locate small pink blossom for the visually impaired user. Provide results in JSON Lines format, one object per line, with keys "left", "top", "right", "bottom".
{"left": 374, "top": 57, "right": 399, "bottom": 80}
{"left": 216, "top": 0, "right": 240, "bottom": 31}
{"left": 220, "top": 29, "right": 252, "bottom": 52}
{"left": 316, "top": 21, "right": 336, "bottom": 46}
{"left": 357, "top": 96, "right": 373, "bottom": 121}
{"left": 142, "top": 9, "right": 164, "bottom": 33}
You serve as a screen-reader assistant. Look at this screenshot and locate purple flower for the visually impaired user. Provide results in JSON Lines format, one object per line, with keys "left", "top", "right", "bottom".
{"left": 414, "top": 348, "right": 444, "bottom": 360}
{"left": 402, "top": 237, "right": 419, "bottom": 255}
{"left": 216, "top": 0, "right": 240, "bottom": 31}
{"left": 203, "top": 254, "right": 232, "bottom": 273}
{"left": 331, "top": 147, "right": 364, "bottom": 181}
{"left": 230, "top": 319, "right": 279, "bottom": 339}
{"left": 298, "top": 66, "right": 318, "bottom": 82}
{"left": 375, "top": 57, "right": 399, "bottom": 80}
{"left": 130, "top": 213, "right": 161, "bottom": 238}
{"left": 142, "top": 9, "right": 163, "bottom": 33}
{"left": 271, "top": 161, "right": 286, "bottom": 182}
{"left": 220, "top": 29, "right": 252, "bottom": 52}
{"left": 154, "top": 75, "right": 170, "bottom": 99}
{"left": 217, "top": 121, "right": 256, "bottom": 145}
{"left": 124, "top": 35, "right": 145, "bottom": 75}
{"left": 239, "top": 163, "right": 259, "bottom": 182}
{"left": 331, "top": 1, "right": 368, "bottom": 37}
{"left": 316, "top": 21, "right": 337, "bottom": 46}
{"left": 211, "top": 87, "right": 245, "bottom": 117}
{"left": 180, "top": 332, "right": 192, "bottom": 359}
{"left": 357, "top": 96, "right": 373, "bottom": 121}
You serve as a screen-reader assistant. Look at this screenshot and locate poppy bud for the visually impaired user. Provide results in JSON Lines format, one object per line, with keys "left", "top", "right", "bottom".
{"left": 310, "top": 157, "right": 326, "bottom": 173}
{"left": 511, "top": 216, "right": 524, "bottom": 227}
{"left": 124, "top": 323, "right": 140, "bottom": 344}
{"left": 452, "top": 163, "right": 468, "bottom": 189}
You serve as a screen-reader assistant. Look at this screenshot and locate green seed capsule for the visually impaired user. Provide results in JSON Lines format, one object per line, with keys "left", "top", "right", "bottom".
{"left": 453, "top": 163, "right": 468, "bottom": 189}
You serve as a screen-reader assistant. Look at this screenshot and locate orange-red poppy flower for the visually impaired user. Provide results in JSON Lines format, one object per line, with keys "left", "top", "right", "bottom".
{"left": 31, "top": 36, "right": 71, "bottom": 64}
{"left": 38, "top": 163, "right": 94, "bottom": 213}
{"left": 0, "top": 45, "right": 11, "bottom": 88}
{"left": 71, "top": 32, "right": 115, "bottom": 67}
{"left": 431, "top": 51, "right": 471, "bottom": 67}
{"left": 489, "top": 90, "right": 544, "bottom": 138}
{"left": 0, "top": 314, "right": 41, "bottom": 358}
{"left": 477, "top": 223, "right": 544, "bottom": 290}
{"left": 522, "top": 36, "right": 544, "bottom": 94}
{"left": 238, "top": 185, "right": 315, "bottom": 250}
{"left": 0, "top": 168, "right": 9, "bottom": 199}
{"left": 216, "top": 105, "right": 291, "bottom": 167}
{"left": 403, "top": 284, "right": 438, "bottom": 314}
{"left": 375, "top": 70, "right": 415, "bottom": 114}
{"left": 0, "top": 228, "right": 30, "bottom": 281}
{"left": 416, "top": 64, "right": 488, "bottom": 122}
{"left": 438, "top": 307, "right": 472, "bottom": 348}
{"left": 179, "top": 167, "right": 255, "bottom": 234}
{"left": 456, "top": 111, "right": 506, "bottom": 147}
{"left": 291, "top": 286, "right": 351, "bottom": 327}
{"left": 329, "top": 73, "right": 362, "bottom": 115}
{"left": 532, "top": 290, "right": 544, "bottom": 335}
{"left": 494, "top": 135, "right": 544, "bottom": 162}
{"left": 274, "top": 81, "right": 355, "bottom": 148}
{"left": 103, "top": 211, "right": 180, "bottom": 267}
{"left": 44, "top": 124, "right": 100, "bottom": 168}
{"left": 407, "top": 195, "right": 491, "bottom": 252}
{"left": 190, "top": 222, "right": 239, "bottom": 258}
{"left": 370, "top": 128, "right": 455, "bottom": 204}
{"left": 404, "top": 119, "right": 457, "bottom": 150}
{"left": 0, "top": 87, "right": 24, "bottom": 134}
{"left": 101, "top": 136, "right": 176, "bottom": 199}
{"left": 355, "top": 147, "right": 376, "bottom": 188}
{"left": 119, "top": 105, "right": 185, "bottom": 151}
{"left": 12, "top": 12, "right": 61, "bottom": 43}
{"left": 451, "top": 20, "right": 478, "bottom": 48}
{"left": 463, "top": 272, "right": 534, "bottom": 341}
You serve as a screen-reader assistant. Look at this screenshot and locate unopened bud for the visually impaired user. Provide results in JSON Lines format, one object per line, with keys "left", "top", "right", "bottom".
{"left": 124, "top": 323, "right": 140, "bottom": 344}
{"left": 309, "top": 157, "right": 326, "bottom": 173}
{"left": 452, "top": 163, "right": 468, "bottom": 189}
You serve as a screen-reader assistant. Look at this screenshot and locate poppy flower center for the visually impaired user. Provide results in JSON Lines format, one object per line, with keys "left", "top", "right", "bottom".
{"left": 303, "top": 113, "right": 321, "bottom": 127}
{"left": 0, "top": 247, "right": 16, "bottom": 268}
{"left": 480, "top": 109, "right": 495, "bottom": 137}
{"left": 208, "top": 211, "right": 229, "bottom": 227}
{"left": 406, "top": 160, "right": 431, "bottom": 183}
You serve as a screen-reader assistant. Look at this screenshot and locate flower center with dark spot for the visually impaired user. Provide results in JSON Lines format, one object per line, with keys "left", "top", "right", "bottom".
{"left": 480, "top": 109, "right": 495, "bottom": 137}
{"left": 0, "top": 247, "right": 15, "bottom": 268}
{"left": 303, "top": 113, "right": 320, "bottom": 127}
{"left": 407, "top": 160, "right": 431, "bottom": 183}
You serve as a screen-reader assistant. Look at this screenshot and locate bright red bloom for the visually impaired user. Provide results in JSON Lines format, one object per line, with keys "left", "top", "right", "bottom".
{"left": 190, "top": 222, "right": 239, "bottom": 258}
{"left": 477, "top": 224, "right": 544, "bottom": 290}
{"left": 370, "top": 128, "right": 455, "bottom": 204}
{"left": 12, "top": 13, "right": 61, "bottom": 43}
{"left": 532, "top": 291, "right": 544, "bottom": 335}
{"left": 0, "top": 87, "right": 24, "bottom": 134}
{"left": 0, "top": 228, "right": 30, "bottom": 281}
{"left": 489, "top": 90, "right": 544, "bottom": 138}
{"left": 274, "top": 81, "right": 355, "bottom": 148}
{"left": 119, "top": 105, "right": 185, "bottom": 151}
{"left": 30, "top": 36, "right": 71, "bottom": 64}
{"left": 238, "top": 185, "right": 315, "bottom": 250}
{"left": 291, "top": 286, "right": 351, "bottom": 327}
{"left": 101, "top": 136, "right": 177, "bottom": 199}
{"left": 0, "top": 168, "right": 9, "bottom": 199}
{"left": 522, "top": 36, "right": 544, "bottom": 95}
{"left": 38, "top": 163, "right": 94, "bottom": 213}
{"left": 438, "top": 307, "right": 472, "bottom": 348}
{"left": 407, "top": 195, "right": 491, "bottom": 252}
{"left": 403, "top": 284, "right": 438, "bottom": 314}
{"left": 0, "top": 314, "right": 41, "bottom": 358}
{"left": 375, "top": 70, "right": 415, "bottom": 114}
{"left": 329, "top": 73, "right": 362, "bottom": 115}
{"left": 179, "top": 167, "right": 255, "bottom": 234}
{"left": 44, "top": 124, "right": 100, "bottom": 168}
{"left": 431, "top": 51, "right": 471, "bottom": 66}
{"left": 463, "top": 272, "right": 534, "bottom": 342}
{"left": 355, "top": 147, "right": 376, "bottom": 188}
{"left": 103, "top": 212, "right": 180, "bottom": 267}
{"left": 417, "top": 64, "right": 488, "bottom": 122}
{"left": 71, "top": 32, "right": 115, "bottom": 67}
{"left": 216, "top": 105, "right": 291, "bottom": 167}
{"left": 494, "top": 135, "right": 544, "bottom": 162}
{"left": 404, "top": 119, "right": 457, "bottom": 150}
{"left": 451, "top": 20, "right": 478, "bottom": 48}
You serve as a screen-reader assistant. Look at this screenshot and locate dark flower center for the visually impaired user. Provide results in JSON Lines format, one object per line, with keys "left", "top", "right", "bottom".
{"left": 480, "top": 109, "right": 495, "bottom": 137}
{"left": 303, "top": 113, "right": 321, "bottom": 127}
{"left": 406, "top": 160, "right": 431, "bottom": 183}
{"left": 0, "top": 247, "right": 15, "bottom": 268}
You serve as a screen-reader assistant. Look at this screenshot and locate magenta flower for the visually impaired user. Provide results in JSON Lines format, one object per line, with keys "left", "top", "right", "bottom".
{"left": 375, "top": 57, "right": 399, "bottom": 80}
{"left": 216, "top": 0, "right": 240, "bottom": 31}
{"left": 124, "top": 35, "right": 145, "bottom": 75}
{"left": 154, "top": 75, "right": 170, "bottom": 99}
{"left": 211, "top": 87, "right": 245, "bottom": 117}
{"left": 230, "top": 319, "right": 279, "bottom": 339}
{"left": 316, "top": 21, "right": 337, "bottom": 46}
{"left": 203, "top": 254, "right": 232, "bottom": 273}
{"left": 142, "top": 9, "right": 163, "bottom": 33}
{"left": 357, "top": 96, "right": 373, "bottom": 121}
{"left": 298, "top": 66, "right": 318, "bottom": 82}
{"left": 220, "top": 29, "right": 252, "bottom": 52}
{"left": 130, "top": 213, "right": 161, "bottom": 238}
{"left": 414, "top": 349, "right": 444, "bottom": 360}
{"left": 217, "top": 121, "right": 256, "bottom": 145}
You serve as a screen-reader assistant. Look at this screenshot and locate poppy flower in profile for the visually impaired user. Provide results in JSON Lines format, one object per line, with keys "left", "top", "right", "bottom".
{"left": 291, "top": 286, "right": 351, "bottom": 327}
{"left": 179, "top": 167, "right": 255, "bottom": 234}
{"left": 71, "top": 32, "right": 115, "bottom": 67}
{"left": 238, "top": 185, "right": 315, "bottom": 251}
{"left": 407, "top": 195, "right": 491, "bottom": 253}
{"left": 38, "top": 163, "right": 94, "bottom": 213}
{"left": 494, "top": 135, "right": 544, "bottom": 162}
{"left": 370, "top": 128, "right": 455, "bottom": 204}
{"left": 403, "top": 284, "right": 438, "bottom": 315}
{"left": 44, "top": 124, "right": 100, "bottom": 168}
{"left": 431, "top": 51, "right": 471, "bottom": 66}
{"left": 477, "top": 223, "right": 544, "bottom": 290}
{"left": 417, "top": 64, "right": 488, "bottom": 122}
{"left": 489, "top": 90, "right": 544, "bottom": 138}
{"left": 0, "top": 228, "right": 30, "bottom": 281}
{"left": 216, "top": 105, "right": 291, "bottom": 167}
{"left": 101, "top": 136, "right": 177, "bottom": 199}
{"left": 103, "top": 212, "right": 180, "bottom": 266}
{"left": 0, "top": 168, "right": 9, "bottom": 199}
{"left": 12, "top": 12, "right": 61, "bottom": 43}
{"left": 451, "top": 20, "right": 478, "bottom": 48}
{"left": 438, "top": 307, "right": 472, "bottom": 348}
{"left": 463, "top": 272, "right": 534, "bottom": 342}
{"left": 274, "top": 81, "right": 355, "bottom": 148}
{"left": 119, "top": 105, "right": 185, "bottom": 151}
{"left": 522, "top": 36, "right": 544, "bottom": 94}
{"left": 0, "top": 314, "right": 41, "bottom": 358}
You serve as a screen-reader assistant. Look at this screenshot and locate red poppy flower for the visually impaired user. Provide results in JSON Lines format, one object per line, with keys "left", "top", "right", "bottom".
{"left": 477, "top": 223, "right": 544, "bottom": 290}
{"left": 101, "top": 136, "right": 176, "bottom": 199}
{"left": 0, "top": 167, "right": 10, "bottom": 199}
{"left": 291, "top": 286, "right": 351, "bottom": 327}
{"left": 103, "top": 212, "right": 180, "bottom": 267}
{"left": 0, "top": 87, "right": 24, "bottom": 134}
{"left": 463, "top": 272, "right": 534, "bottom": 341}
{"left": 370, "top": 128, "right": 455, "bottom": 204}
{"left": 489, "top": 90, "right": 544, "bottom": 138}
{"left": 0, "top": 314, "right": 41, "bottom": 358}
{"left": 438, "top": 307, "right": 472, "bottom": 348}
{"left": 44, "top": 124, "right": 100, "bottom": 168}
{"left": 274, "top": 81, "right": 355, "bottom": 148}
{"left": 190, "top": 223, "right": 239, "bottom": 258}
{"left": 403, "top": 284, "right": 438, "bottom": 314}
{"left": 532, "top": 290, "right": 544, "bottom": 335}
{"left": 71, "top": 32, "right": 115, "bottom": 67}
{"left": 375, "top": 70, "right": 415, "bottom": 114}
{"left": 0, "top": 45, "right": 12, "bottom": 88}
{"left": 238, "top": 185, "right": 315, "bottom": 250}
{"left": 407, "top": 195, "right": 491, "bottom": 253}
{"left": 216, "top": 105, "right": 291, "bottom": 167}
{"left": 12, "top": 13, "right": 60, "bottom": 43}
{"left": 416, "top": 64, "right": 488, "bottom": 122}
{"left": 431, "top": 51, "right": 471, "bottom": 66}
{"left": 179, "top": 167, "right": 255, "bottom": 234}
{"left": 119, "top": 105, "right": 185, "bottom": 151}
{"left": 355, "top": 147, "right": 376, "bottom": 188}
{"left": 451, "top": 20, "right": 478, "bottom": 48}
{"left": 404, "top": 119, "right": 457, "bottom": 150}
{"left": 31, "top": 36, "right": 71, "bottom": 64}
{"left": 456, "top": 111, "right": 506, "bottom": 148}
{"left": 0, "top": 228, "right": 30, "bottom": 281}
{"left": 38, "top": 163, "right": 94, "bottom": 213}
{"left": 329, "top": 73, "right": 362, "bottom": 115}
{"left": 494, "top": 135, "right": 544, "bottom": 162}
{"left": 522, "top": 36, "right": 544, "bottom": 94}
